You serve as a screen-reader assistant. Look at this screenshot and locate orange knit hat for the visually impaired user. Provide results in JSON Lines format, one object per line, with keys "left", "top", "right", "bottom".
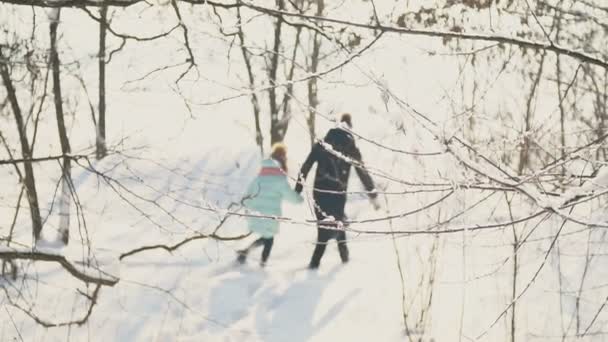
{"left": 270, "top": 142, "right": 288, "bottom": 171}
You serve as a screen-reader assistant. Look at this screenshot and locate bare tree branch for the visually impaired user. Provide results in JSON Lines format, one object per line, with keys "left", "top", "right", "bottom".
{"left": 0, "top": 153, "right": 91, "bottom": 166}
{"left": 0, "top": 47, "right": 44, "bottom": 241}
{"left": 2, "top": 283, "right": 103, "bottom": 328}
{"left": 1, "top": 1, "right": 604, "bottom": 69}
{"left": 119, "top": 231, "right": 251, "bottom": 260}
{"left": 0, "top": 249, "right": 118, "bottom": 286}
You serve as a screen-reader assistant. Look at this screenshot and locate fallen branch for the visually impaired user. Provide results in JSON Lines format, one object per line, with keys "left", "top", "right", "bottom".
{"left": 119, "top": 231, "right": 251, "bottom": 260}
{"left": 0, "top": 249, "right": 118, "bottom": 286}
{"left": 0, "top": 154, "right": 91, "bottom": 166}
{"left": 120, "top": 209, "right": 250, "bottom": 260}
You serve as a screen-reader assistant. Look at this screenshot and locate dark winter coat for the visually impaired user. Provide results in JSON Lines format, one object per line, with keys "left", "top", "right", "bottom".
{"left": 295, "top": 124, "right": 376, "bottom": 221}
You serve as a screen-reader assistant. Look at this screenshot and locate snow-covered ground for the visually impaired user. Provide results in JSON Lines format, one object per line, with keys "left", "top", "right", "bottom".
{"left": 2, "top": 137, "right": 608, "bottom": 341}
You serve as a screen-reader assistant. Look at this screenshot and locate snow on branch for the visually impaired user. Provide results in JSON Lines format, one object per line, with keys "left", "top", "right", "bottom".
{"left": 0, "top": 153, "right": 91, "bottom": 166}
{"left": 238, "top": 2, "right": 608, "bottom": 70}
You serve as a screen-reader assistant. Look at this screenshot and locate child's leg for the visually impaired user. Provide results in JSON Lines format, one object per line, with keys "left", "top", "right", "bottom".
{"left": 260, "top": 238, "right": 274, "bottom": 265}
{"left": 245, "top": 237, "right": 265, "bottom": 252}
{"left": 237, "top": 237, "right": 265, "bottom": 263}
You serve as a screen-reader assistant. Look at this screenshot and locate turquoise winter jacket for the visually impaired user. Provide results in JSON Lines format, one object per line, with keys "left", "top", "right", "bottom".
{"left": 243, "top": 159, "right": 303, "bottom": 238}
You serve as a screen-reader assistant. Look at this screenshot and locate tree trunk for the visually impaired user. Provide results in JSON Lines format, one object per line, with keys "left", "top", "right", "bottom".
{"left": 306, "top": 0, "right": 324, "bottom": 146}
{"left": 268, "top": 0, "right": 285, "bottom": 145}
{"left": 0, "top": 50, "right": 43, "bottom": 242}
{"left": 50, "top": 10, "right": 72, "bottom": 245}
{"left": 555, "top": 14, "right": 567, "bottom": 180}
{"left": 236, "top": 6, "right": 264, "bottom": 155}
{"left": 517, "top": 52, "right": 546, "bottom": 175}
{"left": 556, "top": 55, "right": 566, "bottom": 170}
{"left": 97, "top": 5, "right": 108, "bottom": 160}
{"left": 277, "top": 26, "right": 301, "bottom": 142}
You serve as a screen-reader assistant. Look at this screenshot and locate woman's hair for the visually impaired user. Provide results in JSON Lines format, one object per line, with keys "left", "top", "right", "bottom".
{"left": 270, "top": 143, "right": 288, "bottom": 172}
{"left": 340, "top": 113, "right": 352, "bottom": 128}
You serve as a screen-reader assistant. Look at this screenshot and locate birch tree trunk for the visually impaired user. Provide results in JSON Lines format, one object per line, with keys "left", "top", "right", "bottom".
{"left": 50, "top": 9, "right": 72, "bottom": 245}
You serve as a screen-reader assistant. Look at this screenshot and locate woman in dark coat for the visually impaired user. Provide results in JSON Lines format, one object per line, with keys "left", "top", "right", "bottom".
{"left": 295, "top": 113, "right": 379, "bottom": 269}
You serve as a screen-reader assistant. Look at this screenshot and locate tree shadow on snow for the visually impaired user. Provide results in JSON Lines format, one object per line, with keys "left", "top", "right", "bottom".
{"left": 255, "top": 265, "right": 360, "bottom": 342}
{"left": 206, "top": 266, "right": 269, "bottom": 333}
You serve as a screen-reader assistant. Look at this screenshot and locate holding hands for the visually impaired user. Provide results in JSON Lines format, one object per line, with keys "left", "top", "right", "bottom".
{"left": 369, "top": 192, "right": 381, "bottom": 211}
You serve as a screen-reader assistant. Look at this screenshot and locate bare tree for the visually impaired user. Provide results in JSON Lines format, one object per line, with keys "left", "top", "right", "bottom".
{"left": 267, "top": 0, "right": 285, "bottom": 145}
{"left": 306, "top": 0, "right": 323, "bottom": 145}
{"left": 97, "top": 5, "right": 108, "bottom": 159}
{"left": 49, "top": 9, "right": 72, "bottom": 245}
{"left": 236, "top": 5, "right": 264, "bottom": 154}
{"left": 0, "top": 47, "right": 43, "bottom": 242}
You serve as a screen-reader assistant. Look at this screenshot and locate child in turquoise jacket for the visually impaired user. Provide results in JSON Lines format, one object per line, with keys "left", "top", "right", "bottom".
{"left": 238, "top": 143, "right": 303, "bottom": 266}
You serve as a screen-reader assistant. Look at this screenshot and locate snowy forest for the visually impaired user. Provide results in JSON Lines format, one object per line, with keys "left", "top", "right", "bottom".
{"left": 1, "top": 0, "right": 608, "bottom": 341}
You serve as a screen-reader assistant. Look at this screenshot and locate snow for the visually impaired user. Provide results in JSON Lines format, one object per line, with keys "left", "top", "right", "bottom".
{"left": 2, "top": 142, "right": 607, "bottom": 341}
{"left": 34, "top": 237, "right": 66, "bottom": 252}
{"left": 46, "top": 8, "right": 60, "bottom": 22}
{"left": 558, "top": 167, "right": 608, "bottom": 208}
{"left": 591, "top": 167, "right": 608, "bottom": 188}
